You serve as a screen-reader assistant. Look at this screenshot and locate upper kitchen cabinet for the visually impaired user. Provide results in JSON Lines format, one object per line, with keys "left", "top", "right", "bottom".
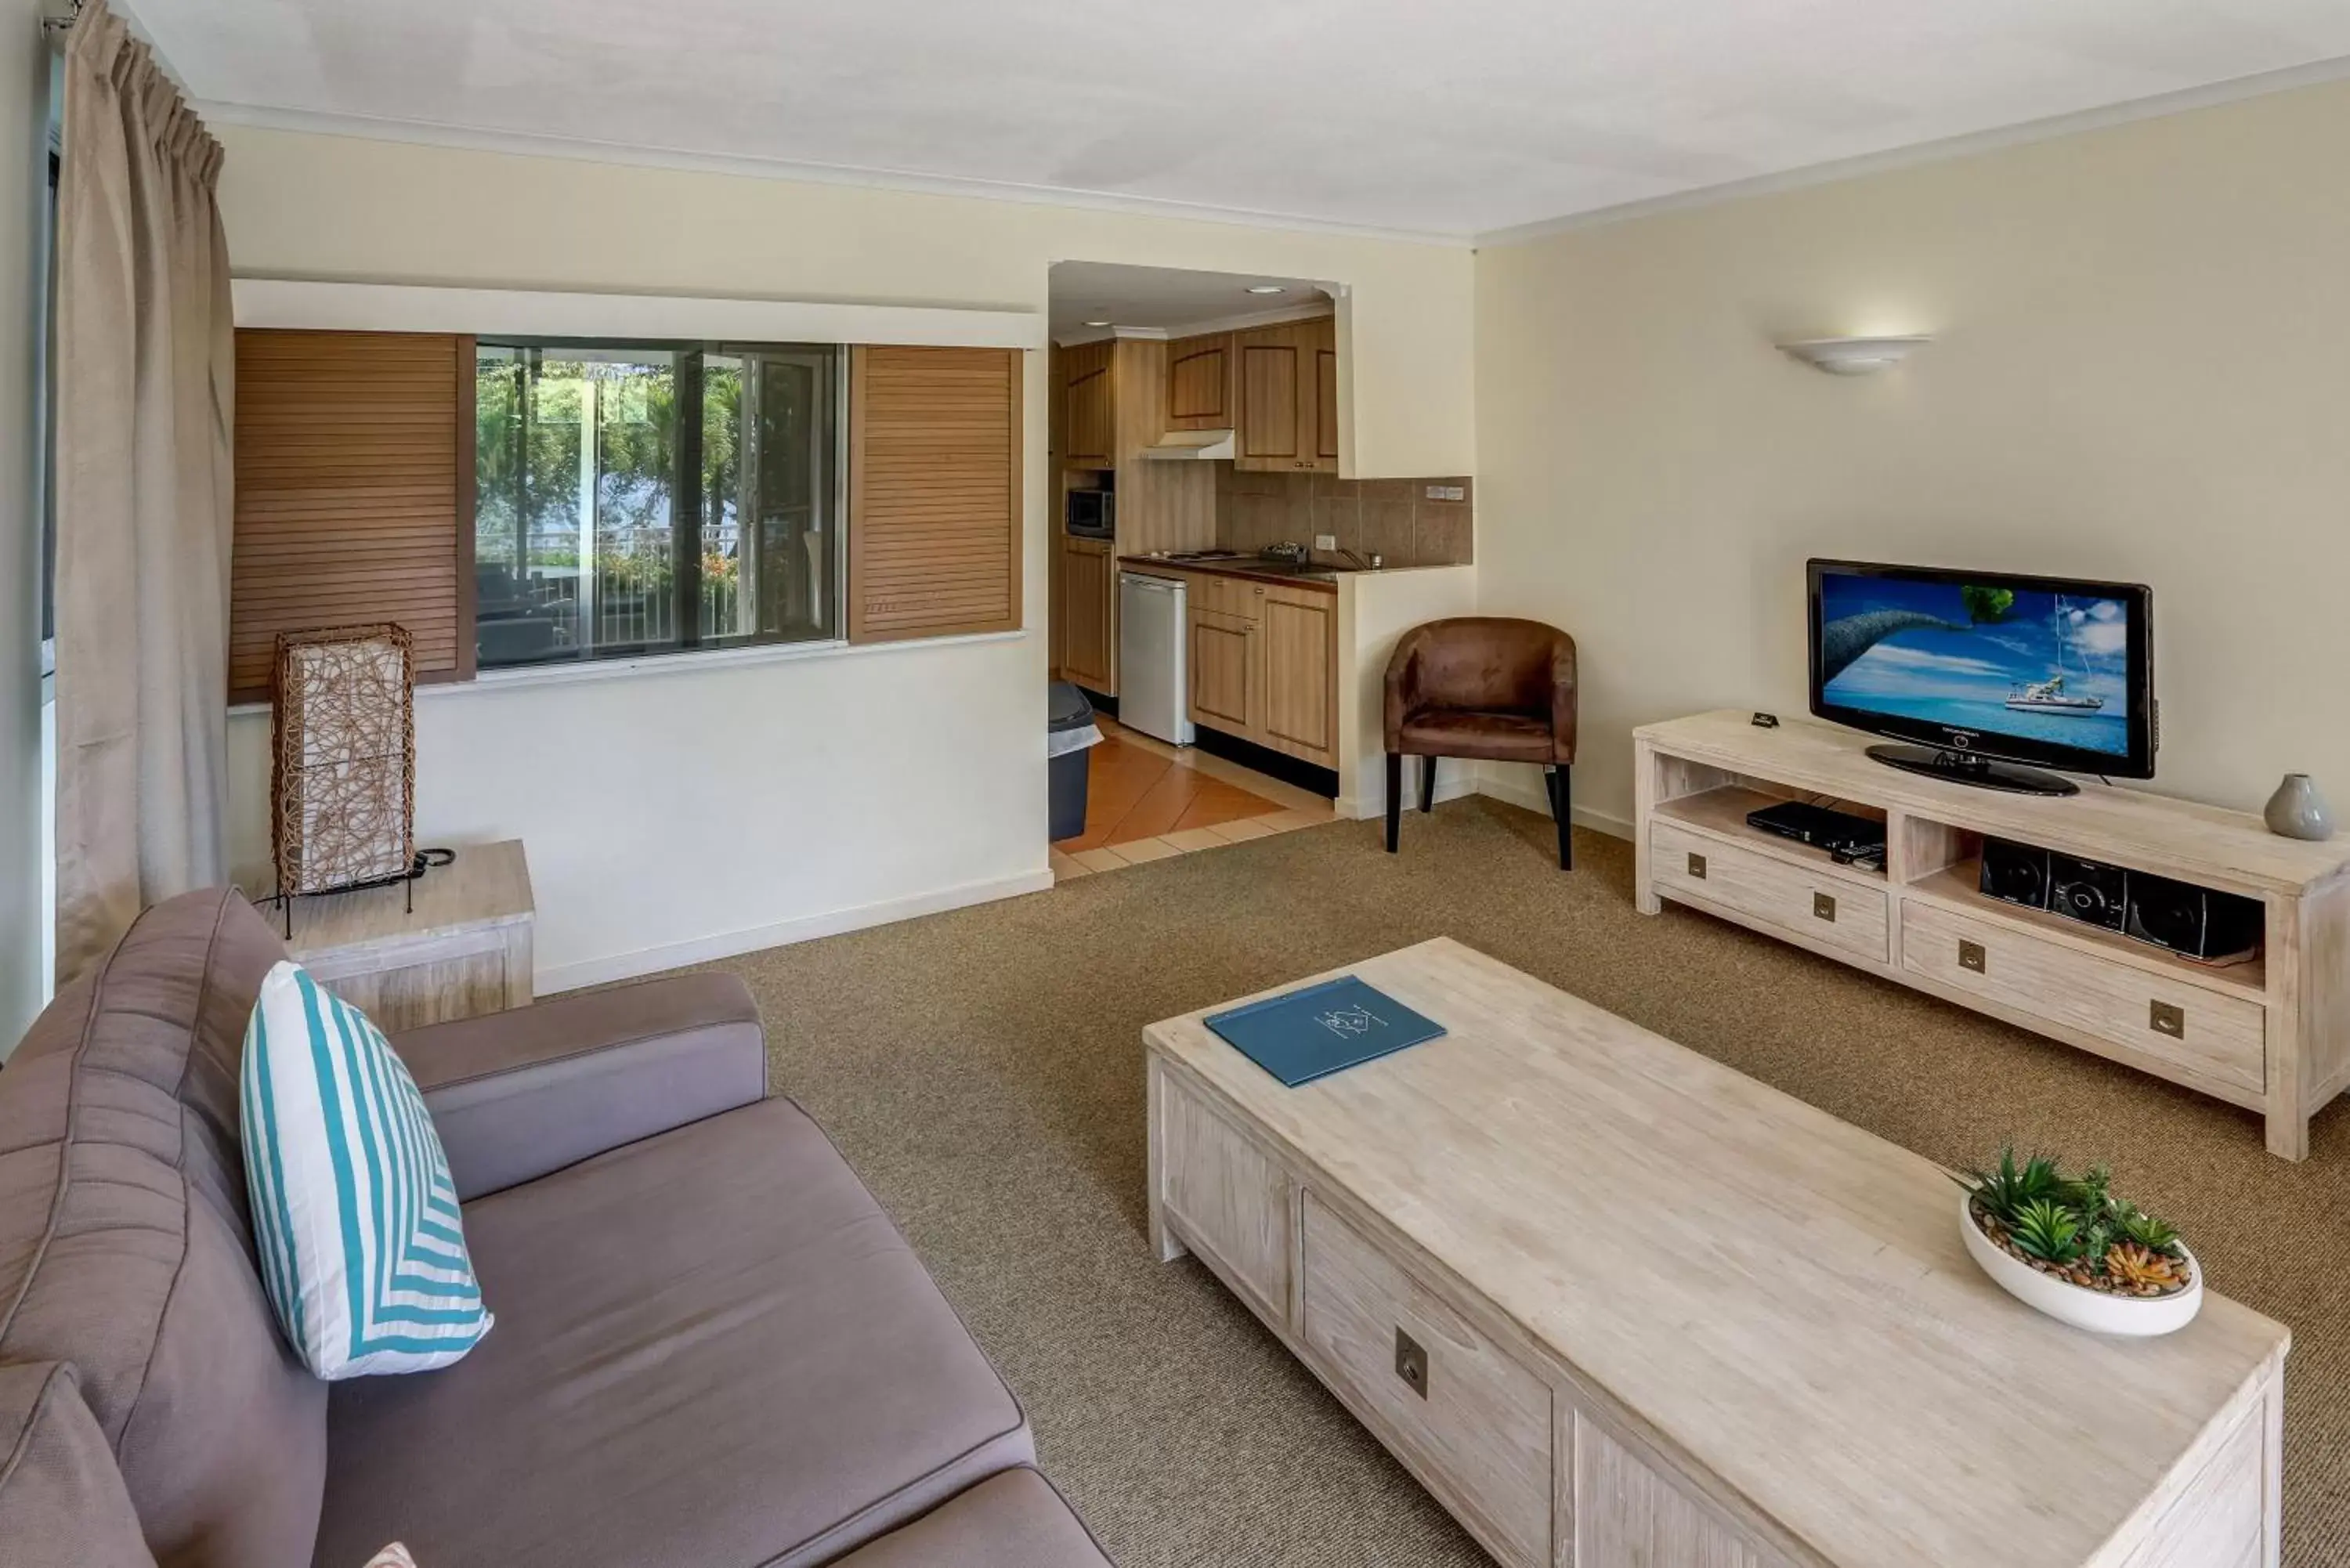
{"left": 1164, "top": 332, "right": 1236, "bottom": 432}
{"left": 1234, "top": 317, "right": 1339, "bottom": 474}
{"left": 1061, "top": 339, "right": 1115, "bottom": 469}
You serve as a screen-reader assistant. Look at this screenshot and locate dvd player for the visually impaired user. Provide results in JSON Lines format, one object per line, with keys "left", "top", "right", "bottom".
{"left": 1744, "top": 800, "right": 1886, "bottom": 869}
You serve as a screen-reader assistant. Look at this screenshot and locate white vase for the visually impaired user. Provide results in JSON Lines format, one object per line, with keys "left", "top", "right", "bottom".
{"left": 1958, "top": 1193, "right": 2202, "bottom": 1337}
{"left": 2264, "top": 774, "right": 2335, "bottom": 842}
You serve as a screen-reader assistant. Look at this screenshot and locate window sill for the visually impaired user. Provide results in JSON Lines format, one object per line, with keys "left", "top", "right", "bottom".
{"left": 226, "top": 627, "right": 1030, "bottom": 717}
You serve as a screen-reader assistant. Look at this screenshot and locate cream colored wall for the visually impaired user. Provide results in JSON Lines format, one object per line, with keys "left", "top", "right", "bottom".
{"left": 1473, "top": 78, "right": 2350, "bottom": 833}
{"left": 1336, "top": 566, "right": 1479, "bottom": 819}
{"left": 211, "top": 126, "right": 1475, "bottom": 987}
{"left": 0, "top": 12, "right": 48, "bottom": 1050}
{"left": 214, "top": 128, "right": 1475, "bottom": 479}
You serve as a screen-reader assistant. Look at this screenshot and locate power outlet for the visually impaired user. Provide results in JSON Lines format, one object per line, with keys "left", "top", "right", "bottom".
{"left": 1424, "top": 484, "right": 1466, "bottom": 502}
{"left": 1313, "top": 533, "right": 1338, "bottom": 551}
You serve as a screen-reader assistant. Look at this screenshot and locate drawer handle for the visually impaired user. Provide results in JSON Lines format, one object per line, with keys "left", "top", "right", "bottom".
{"left": 1958, "top": 939, "right": 1987, "bottom": 974}
{"left": 1394, "top": 1327, "right": 1430, "bottom": 1400}
{"left": 2150, "top": 1000, "right": 2186, "bottom": 1039}
{"left": 1687, "top": 851, "right": 1708, "bottom": 880}
{"left": 1813, "top": 891, "right": 1836, "bottom": 923}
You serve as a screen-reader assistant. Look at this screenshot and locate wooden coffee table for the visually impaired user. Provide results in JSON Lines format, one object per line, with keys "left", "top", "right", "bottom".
{"left": 1144, "top": 938, "right": 2288, "bottom": 1568}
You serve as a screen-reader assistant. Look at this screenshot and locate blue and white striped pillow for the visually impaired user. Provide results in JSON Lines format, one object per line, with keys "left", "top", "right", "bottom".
{"left": 240, "top": 961, "right": 493, "bottom": 1378}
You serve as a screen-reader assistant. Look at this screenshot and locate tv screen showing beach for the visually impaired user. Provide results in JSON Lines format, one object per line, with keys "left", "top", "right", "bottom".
{"left": 1817, "top": 572, "right": 2132, "bottom": 758}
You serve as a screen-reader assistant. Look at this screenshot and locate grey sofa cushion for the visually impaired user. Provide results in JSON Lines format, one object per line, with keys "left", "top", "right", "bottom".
{"left": 315, "top": 1095, "right": 1032, "bottom": 1568}
{"left": 833, "top": 1470, "right": 1113, "bottom": 1567}
{"left": 396, "top": 972, "right": 766, "bottom": 1201}
{"left": 0, "top": 888, "right": 326, "bottom": 1568}
{"left": 0, "top": 1363, "right": 159, "bottom": 1568}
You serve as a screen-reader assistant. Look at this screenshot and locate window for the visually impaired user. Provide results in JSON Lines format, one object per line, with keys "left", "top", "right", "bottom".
{"left": 472, "top": 340, "right": 844, "bottom": 668}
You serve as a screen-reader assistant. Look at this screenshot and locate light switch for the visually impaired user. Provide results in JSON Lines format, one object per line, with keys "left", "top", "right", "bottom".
{"left": 1424, "top": 484, "right": 1466, "bottom": 502}
{"left": 1313, "top": 533, "right": 1338, "bottom": 551}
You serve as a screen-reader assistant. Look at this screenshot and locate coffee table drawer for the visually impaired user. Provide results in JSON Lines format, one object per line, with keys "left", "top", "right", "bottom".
{"left": 1902, "top": 901, "right": 2265, "bottom": 1096}
{"left": 1650, "top": 820, "right": 1889, "bottom": 963}
{"left": 1300, "top": 1193, "right": 1551, "bottom": 1568}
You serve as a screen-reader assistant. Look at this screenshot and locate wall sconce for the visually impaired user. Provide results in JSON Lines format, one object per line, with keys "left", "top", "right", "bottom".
{"left": 1777, "top": 335, "right": 1932, "bottom": 376}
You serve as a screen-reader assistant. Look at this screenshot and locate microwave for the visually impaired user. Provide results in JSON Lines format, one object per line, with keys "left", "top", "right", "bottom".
{"left": 1066, "top": 487, "right": 1115, "bottom": 539}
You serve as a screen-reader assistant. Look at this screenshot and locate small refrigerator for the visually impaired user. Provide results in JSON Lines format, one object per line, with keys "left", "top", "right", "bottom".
{"left": 1117, "top": 571, "right": 1195, "bottom": 746}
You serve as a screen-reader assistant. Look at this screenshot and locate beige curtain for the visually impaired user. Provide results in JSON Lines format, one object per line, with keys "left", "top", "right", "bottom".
{"left": 52, "top": 0, "right": 235, "bottom": 981}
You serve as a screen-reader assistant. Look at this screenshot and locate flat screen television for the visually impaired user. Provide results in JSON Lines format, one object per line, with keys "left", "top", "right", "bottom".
{"left": 1807, "top": 559, "right": 2155, "bottom": 796}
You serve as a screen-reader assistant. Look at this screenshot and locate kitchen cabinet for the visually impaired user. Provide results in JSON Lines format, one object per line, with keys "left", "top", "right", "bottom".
{"left": 1165, "top": 332, "right": 1236, "bottom": 431}
{"left": 1188, "top": 609, "right": 1256, "bottom": 733}
{"left": 1178, "top": 571, "right": 1338, "bottom": 769}
{"left": 1062, "top": 340, "right": 1115, "bottom": 469}
{"left": 1260, "top": 588, "right": 1336, "bottom": 758}
{"left": 1061, "top": 535, "right": 1115, "bottom": 692}
{"left": 1234, "top": 317, "right": 1338, "bottom": 474}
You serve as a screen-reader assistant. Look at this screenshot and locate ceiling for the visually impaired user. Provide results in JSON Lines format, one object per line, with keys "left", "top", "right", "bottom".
{"left": 1047, "top": 263, "right": 1329, "bottom": 342}
{"left": 139, "top": 0, "right": 2350, "bottom": 240}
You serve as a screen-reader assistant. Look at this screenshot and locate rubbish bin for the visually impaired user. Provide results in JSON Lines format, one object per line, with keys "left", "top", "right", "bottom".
{"left": 1047, "top": 681, "right": 1101, "bottom": 841}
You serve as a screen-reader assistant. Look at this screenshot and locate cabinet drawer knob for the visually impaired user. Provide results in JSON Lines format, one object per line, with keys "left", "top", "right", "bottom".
{"left": 1393, "top": 1327, "right": 1429, "bottom": 1399}
{"left": 1813, "top": 891, "right": 1837, "bottom": 923}
{"left": 1687, "top": 851, "right": 1708, "bottom": 880}
{"left": 2149, "top": 1000, "right": 2186, "bottom": 1039}
{"left": 1958, "top": 939, "right": 1987, "bottom": 974}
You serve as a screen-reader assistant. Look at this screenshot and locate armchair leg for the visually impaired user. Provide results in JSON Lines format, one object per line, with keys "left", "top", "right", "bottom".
{"left": 1386, "top": 753, "right": 1403, "bottom": 853}
{"left": 1547, "top": 764, "right": 1574, "bottom": 871}
{"left": 1420, "top": 755, "right": 1437, "bottom": 813}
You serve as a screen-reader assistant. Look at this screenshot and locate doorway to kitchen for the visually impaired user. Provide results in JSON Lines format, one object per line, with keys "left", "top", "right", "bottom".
{"left": 1050, "top": 715, "right": 1333, "bottom": 879}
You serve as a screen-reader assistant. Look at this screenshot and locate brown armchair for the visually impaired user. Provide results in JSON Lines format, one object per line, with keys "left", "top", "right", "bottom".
{"left": 1383, "top": 617, "right": 1578, "bottom": 868}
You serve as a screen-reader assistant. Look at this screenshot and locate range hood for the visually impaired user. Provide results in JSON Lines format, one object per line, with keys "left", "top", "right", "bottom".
{"left": 1137, "top": 428, "right": 1236, "bottom": 461}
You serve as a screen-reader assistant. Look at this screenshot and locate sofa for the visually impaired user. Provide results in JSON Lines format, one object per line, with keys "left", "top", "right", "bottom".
{"left": 0, "top": 887, "right": 1111, "bottom": 1568}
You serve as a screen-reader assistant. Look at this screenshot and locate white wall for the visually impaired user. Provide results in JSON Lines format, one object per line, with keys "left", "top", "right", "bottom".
{"left": 0, "top": 9, "right": 49, "bottom": 1052}
{"left": 213, "top": 127, "right": 1477, "bottom": 987}
{"left": 1473, "top": 78, "right": 2350, "bottom": 833}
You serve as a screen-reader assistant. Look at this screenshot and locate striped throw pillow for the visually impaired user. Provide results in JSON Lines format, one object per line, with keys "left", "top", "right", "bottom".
{"left": 240, "top": 961, "right": 493, "bottom": 1378}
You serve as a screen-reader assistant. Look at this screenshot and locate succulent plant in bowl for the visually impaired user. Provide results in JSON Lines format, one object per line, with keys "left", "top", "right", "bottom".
{"left": 1956, "top": 1147, "right": 2201, "bottom": 1335}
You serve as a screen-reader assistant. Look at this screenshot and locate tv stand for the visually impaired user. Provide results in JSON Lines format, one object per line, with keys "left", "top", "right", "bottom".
{"left": 1865, "top": 742, "right": 2079, "bottom": 797}
{"left": 1636, "top": 710, "right": 2350, "bottom": 1160}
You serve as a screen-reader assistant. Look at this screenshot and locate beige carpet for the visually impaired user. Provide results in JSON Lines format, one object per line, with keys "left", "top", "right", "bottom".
{"left": 703, "top": 799, "right": 2350, "bottom": 1567}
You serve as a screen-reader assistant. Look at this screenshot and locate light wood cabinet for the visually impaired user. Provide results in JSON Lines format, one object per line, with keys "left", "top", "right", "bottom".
{"left": 1148, "top": 940, "right": 2288, "bottom": 1568}
{"left": 1165, "top": 331, "right": 1236, "bottom": 431}
{"left": 1234, "top": 316, "right": 1339, "bottom": 473}
{"left": 1188, "top": 609, "right": 1256, "bottom": 734}
{"left": 1301, "top": 1194, "right": 1554, "bottom": 1568}
{"left": 1636, "top": 710, "right": 2350, "bottom": 1160}
{"left": 1177, "top": 569, "right": 1338, "bottom": 770}
{"left": 1061, "top": 340, "right": 1115, "bottom": 469}
{"left": 1260, "top": 589, "right": 1336, "bottom": 761}
{"left": 1060, "top": 535, "right": 1114, "bottom": 692}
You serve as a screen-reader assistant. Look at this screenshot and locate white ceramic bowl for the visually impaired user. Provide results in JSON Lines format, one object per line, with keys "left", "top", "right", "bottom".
{"left": 1958, "top": 1191, "right": 2203, "bottom": 1337}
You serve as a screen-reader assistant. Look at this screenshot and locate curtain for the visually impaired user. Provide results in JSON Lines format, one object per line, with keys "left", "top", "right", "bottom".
{"left": 52, "top": 0, "right": 234, "bottom": 981}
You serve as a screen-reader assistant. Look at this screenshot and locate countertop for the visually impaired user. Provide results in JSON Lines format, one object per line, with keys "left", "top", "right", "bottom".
{"left": 1117, "top": 553, "right": 1342, "bottom": 592}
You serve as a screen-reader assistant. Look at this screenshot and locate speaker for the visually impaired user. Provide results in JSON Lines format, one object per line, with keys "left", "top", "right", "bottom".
{"left": 2126, "top": 874, "right": 2264, "bottom": 963}
{"left": 1978, "top": 839, "right": 2051, "bottom": 910}
{"left": 2048, "top": 853, "right": 2128, "bottom": 932}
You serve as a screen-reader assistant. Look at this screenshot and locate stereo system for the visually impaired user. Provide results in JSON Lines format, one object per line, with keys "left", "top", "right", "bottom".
{"left": 1979, "top": 838, "right": 2263, "bottom": 963}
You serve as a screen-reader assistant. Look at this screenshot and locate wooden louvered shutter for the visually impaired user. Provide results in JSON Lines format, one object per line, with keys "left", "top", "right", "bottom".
{"left": 847, "top": 345, "right": 1023, "bottom": 642}
{"left": 230, "top": 331, "right": 474, "bottom": 702}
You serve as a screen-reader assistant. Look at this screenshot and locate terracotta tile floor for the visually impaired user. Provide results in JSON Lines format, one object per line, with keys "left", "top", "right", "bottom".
{"left": 1049, "top": 718, "right": 1336, "bottom": 880}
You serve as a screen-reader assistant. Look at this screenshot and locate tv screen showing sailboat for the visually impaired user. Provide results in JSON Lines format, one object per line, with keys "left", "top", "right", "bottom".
{"left": 1814, "top": 569, "right": 2135, "bottom": 759}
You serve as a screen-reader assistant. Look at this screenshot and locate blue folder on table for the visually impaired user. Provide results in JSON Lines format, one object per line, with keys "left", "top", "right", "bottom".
{"left": 1204, "top": 976, "right": 1445, "bottom": 1087}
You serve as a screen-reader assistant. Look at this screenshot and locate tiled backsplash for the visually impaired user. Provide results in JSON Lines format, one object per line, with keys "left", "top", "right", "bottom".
{"left": 1213, "top": 470, "right": 1475, "bottom": 567}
